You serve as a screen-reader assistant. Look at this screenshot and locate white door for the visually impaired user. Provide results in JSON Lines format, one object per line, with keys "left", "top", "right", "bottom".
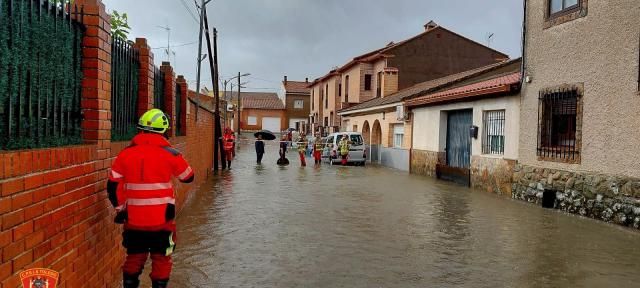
{"left": 262, "top": 117, "right": 281, "bottom": 132}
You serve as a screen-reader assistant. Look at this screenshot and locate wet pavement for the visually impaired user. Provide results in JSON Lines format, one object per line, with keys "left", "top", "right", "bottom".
{"left": 168, "top": 142, "right": 640, "bottom": 287}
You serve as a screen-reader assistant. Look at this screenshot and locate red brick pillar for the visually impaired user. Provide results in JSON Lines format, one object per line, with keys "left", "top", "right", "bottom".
{"left": 176, "top": 75, "right": 188, "bottom": 135}
{"left": 134, "top": 38, "right": 154, "bottom": 117}
{"left": 161, "top": 62, "right": 176, "bottom": 137}
{"left": 78, "top": 0, "right": 111, "bottom": 148}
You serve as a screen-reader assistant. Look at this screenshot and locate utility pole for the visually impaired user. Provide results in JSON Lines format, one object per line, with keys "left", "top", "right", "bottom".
{"left": 237, "top": 71, "right": 241, "bottom": 135}
{"left": 193, "top": 0, "right": 210, "bottom": 121}
{"left": 203, "top": 9, "right": 226, "bottom": 170}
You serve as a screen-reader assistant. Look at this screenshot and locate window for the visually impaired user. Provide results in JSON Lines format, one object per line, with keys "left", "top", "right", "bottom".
{"left": 311, "top": 90, "right": 314, "bottom": 110}
{"left": 324, "top": 117, "right": 328, "bottom": 127}
{"left": 325, "top": 84, "right": 329, "bottom": 108}
{"left": 329, "top": 112, "right": 334, "bottom": 126}
{"left": 345, "top": 75, "right": 350, "bottom": 102}
{"left": 537, "top": 88, "right": 581, "bottom": 162}
{"left": 338, "top": 84, "right": 342, "bottom": 97}
{"left": 364, "top": 74, "right": 372, "bottom": 91}
{"left": 294, "top": 99, "right": 304, "bottom": 109}
{"left": 544, "top": 0, "right": 586, "bottom": 28}
{"left": 376, "top": 72, "right": 382, "bottom": 97}
{"left": 482, "top": 110, "right": 505, "bottom": 155}
{"left": 248, "top": 116, "right": 257, "bottom": 126}
{"left": 350, "top": 135, "right": 363, "bottom": 146}
{"left": 393, "top": 124, "right": 404, "bottom": 148}
{"left": 549, "top": 0, "right": 578, "bottom": 15}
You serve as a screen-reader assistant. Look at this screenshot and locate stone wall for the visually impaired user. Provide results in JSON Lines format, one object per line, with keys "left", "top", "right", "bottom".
{"left": 512, "top": 164, "right": 640, "bottom": 229}
{"left": 410, "top": 149, "right": 444, "bottom": 177}
{"left": 471, "top": 156, "right": 515, "bottom": 196}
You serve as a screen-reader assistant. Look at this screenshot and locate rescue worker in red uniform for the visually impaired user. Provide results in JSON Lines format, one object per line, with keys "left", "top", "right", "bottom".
{"left": 222, "top": 128, "right": 235, "bottom": 169}
{"left": 108, "top": 108, "right": 194, "bottom": 288}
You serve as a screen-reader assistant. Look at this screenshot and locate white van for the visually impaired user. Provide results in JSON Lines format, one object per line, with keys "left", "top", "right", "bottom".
{"left": 322, "top": 132, "right": 366, "bottom": 165}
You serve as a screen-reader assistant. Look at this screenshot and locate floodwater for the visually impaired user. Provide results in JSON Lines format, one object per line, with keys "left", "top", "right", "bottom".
{"left": 168, "top": 141, "right": 640, "bottom": 288}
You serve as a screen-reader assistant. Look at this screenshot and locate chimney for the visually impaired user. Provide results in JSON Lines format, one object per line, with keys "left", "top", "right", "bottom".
{"left": 284, "top": 75, "right": 288, "bottom": 85}
{"left": 305, "top": 77, "right": 308, "bottom": 83}
{"left": 424, "top": 20, "right": 438, "bottom": 31}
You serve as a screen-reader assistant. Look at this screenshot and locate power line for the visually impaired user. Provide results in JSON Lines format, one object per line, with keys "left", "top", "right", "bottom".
{"left": 179, "top": 0, "right": 199, "bottom": 23}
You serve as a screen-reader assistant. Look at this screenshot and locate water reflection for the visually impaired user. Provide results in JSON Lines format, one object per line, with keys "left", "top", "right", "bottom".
{"left": 165, "top": 143, "right": 640, "bottom": 287}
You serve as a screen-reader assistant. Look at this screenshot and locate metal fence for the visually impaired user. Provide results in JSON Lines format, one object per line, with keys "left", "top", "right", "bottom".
{"left": 0, "top": 0, "right": 85, "bottom": 150}
{"left": 175, "top": 83, "right": 184, "bottom": 136}
{"left": 153, "top": 66, "right": 165, "bottom": 110}
{"left": 110, "top": 37, "right": 140, "bottom": 141}
{"left": 537, "top": 88, "right": 579, "bottom": 161}
{"left": 482, "top": 110, "right": 505, "bottom": 155}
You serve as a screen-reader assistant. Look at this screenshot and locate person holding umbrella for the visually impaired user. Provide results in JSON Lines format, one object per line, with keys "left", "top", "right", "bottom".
{"left": 254, "top": 130, "right": 275, "bottom": 164}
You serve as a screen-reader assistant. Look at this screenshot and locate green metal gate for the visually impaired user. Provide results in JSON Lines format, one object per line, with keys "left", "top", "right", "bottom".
{"left": 0, "top": 0, "right": 85, "bottom": 150}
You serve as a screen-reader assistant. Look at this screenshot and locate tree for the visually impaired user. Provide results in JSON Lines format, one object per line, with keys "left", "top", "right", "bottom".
{"left": 111, "top": 10, "right": 131, "bottom": 40}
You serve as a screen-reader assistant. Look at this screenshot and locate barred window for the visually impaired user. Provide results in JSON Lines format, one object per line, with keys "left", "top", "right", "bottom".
{"left": 482, "top": 110, "right": 505, "bottom": 155}
{"left": 537, "top": 89, "right": 580, "bottom": 161}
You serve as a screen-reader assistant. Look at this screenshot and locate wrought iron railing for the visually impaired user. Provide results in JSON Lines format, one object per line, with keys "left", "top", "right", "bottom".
{"left": 537, "top": 88, "right": 580, "bottom": 161}
{"left": 174, "top": 83, "right": 184, "bottom": 136}
{"left": 110, "top": 37, "right": 139, "bottom": 141}
{"left": 153, "top": 66, "right": 165, "bottom": 110}
{"left": 0, "top": 0, "right": 85, "bottom": 150}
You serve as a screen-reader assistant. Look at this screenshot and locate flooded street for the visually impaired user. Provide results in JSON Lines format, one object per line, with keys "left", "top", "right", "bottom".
{"left": 170, "top": 142, "right": 640, "bottom": 288}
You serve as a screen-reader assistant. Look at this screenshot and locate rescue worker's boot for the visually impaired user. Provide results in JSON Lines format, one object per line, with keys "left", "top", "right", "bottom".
{"left": 123, "top": 273, "right": 140, "bottom": 288}
{"left": 227, "top": 160, "right": 232, "bottom": 169}
{"left": 152, "top": 279, "right": 170, "bottom": 288}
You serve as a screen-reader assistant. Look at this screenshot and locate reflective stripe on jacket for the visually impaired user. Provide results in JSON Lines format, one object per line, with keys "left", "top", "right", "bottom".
{"left": 109, "top": 133, "right": 193, "bottom": 229}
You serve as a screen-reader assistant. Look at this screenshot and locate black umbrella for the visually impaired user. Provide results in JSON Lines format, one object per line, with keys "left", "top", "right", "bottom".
{"left": 254, "top": 130, "right": 276, "bottom": 141}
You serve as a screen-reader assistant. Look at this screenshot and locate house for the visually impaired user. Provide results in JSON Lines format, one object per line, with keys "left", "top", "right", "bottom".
{"left": 281, "top": 76, "right": 311, "bottom": 133}
{"left": 313, "top": 21, "right": 509, "bottom": 137}
{"left": 309, "top": 70, "right": 341, "bottom": 135}
{"left": 236, "top": 92, "right": 286, "bottom": 132}
{"left": 513, "top": 0, "right": 640, "bottom": 226}
{"left": 407, "top": 59, "right": 522, "bottom": 192}
{"left": 335, "top": 23, "right": 513, "bottom": 170}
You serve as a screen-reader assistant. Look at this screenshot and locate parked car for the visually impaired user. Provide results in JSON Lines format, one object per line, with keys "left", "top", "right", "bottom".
{"left": 321, "top": 132, "right": 366, "bottom": 165}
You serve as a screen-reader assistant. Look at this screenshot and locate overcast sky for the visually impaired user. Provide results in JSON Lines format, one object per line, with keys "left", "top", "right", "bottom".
{"left": 102, "top": 0, "right": 523, "bottom": 92}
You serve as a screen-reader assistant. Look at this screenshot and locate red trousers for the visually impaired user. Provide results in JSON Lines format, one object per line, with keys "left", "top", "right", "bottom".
{"left": 299, "top": 151, "right": 306, "bottom": 166}
{"left": 341, "top": 154, "right": 348, "bottom": 165}
{"left": 123, "top": 253, "right": 172, "bottom": 281}
{"left": 121, "top": 229, "right": 176, "bottom": 281}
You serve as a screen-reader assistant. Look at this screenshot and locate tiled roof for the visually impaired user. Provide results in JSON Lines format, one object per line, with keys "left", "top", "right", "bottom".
{"left": 283, "top": 81, "right": 311, "bottom": 94}
{"left": 339, "top": 58, "right": 521, "bottom": 114}
{"left": 406, "top": 72, "right": 521, "bottom": 107}
{"left": 336, "top": 25, "right": 509, "bottom": 73}
{"left": 241, "top": 92, "right": 285, "bottom": 110}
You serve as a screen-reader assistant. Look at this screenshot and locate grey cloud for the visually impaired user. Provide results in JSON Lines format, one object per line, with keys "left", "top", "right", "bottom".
{"left": 102, "top": 0, "right": 522, "bottom": 91}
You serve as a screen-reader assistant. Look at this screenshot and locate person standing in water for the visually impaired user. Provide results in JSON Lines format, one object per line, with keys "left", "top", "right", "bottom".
{"left": 255, "top": 134, "right": 265, "bottom": 164}
{"left": 222, "top": 128, "right": 235, "bottom": 169}
{"left": 313, "top": 134, "right": 323, "bottom": 166}
{"left": 338, "top": 134, "right": 351, "bottom": 166}
{"left": 297, "top": 135, "right": 307, "bottom": 167}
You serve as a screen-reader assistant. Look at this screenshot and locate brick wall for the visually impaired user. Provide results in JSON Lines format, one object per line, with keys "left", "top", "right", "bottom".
{"left": 0, "top": 0, "right": 215, "bottom": 286}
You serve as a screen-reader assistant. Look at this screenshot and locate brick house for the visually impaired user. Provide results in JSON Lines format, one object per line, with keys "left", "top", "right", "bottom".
{"left": 513, "top": 0, "right": 640, "bottom": 227}
{"left": 309, "top": 70, "right": 341, "bottom": 135}
{"left": 337, "top": 21, "right": 510, "bottom": 169}
{"left": 238, "top": 92, "right": 286, "bottom": 132}
{"left": 280, "top": 76, "right": 311, "bottom": 133}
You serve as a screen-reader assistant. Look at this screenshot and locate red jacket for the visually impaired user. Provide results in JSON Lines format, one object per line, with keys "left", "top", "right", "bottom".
{"left": 223, "top": 134, "right": 234, "bottom": 151}
{"left": 108, "top": 133, "right": 194, "bottom": 231}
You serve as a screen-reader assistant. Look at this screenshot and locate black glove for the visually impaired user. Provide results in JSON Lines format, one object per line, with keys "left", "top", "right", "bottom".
{"left": 114, "top": 210, "right": 128, "bottom": 224}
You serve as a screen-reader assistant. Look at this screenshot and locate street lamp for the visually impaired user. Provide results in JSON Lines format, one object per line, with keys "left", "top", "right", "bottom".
{"left": 222, "top": 73, "right": 250, "bottom": 134}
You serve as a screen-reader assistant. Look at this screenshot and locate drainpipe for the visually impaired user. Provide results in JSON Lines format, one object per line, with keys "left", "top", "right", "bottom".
{"left": 409, "top": 109, "right": 414, "bottom": 174}
{"left": 520, "top": 0, "right": 528, "bottom": 86}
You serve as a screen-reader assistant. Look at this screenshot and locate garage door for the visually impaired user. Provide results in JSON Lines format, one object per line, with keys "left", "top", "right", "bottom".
{"left": 262, "top": 117, "right": 281, "bottom": 132}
